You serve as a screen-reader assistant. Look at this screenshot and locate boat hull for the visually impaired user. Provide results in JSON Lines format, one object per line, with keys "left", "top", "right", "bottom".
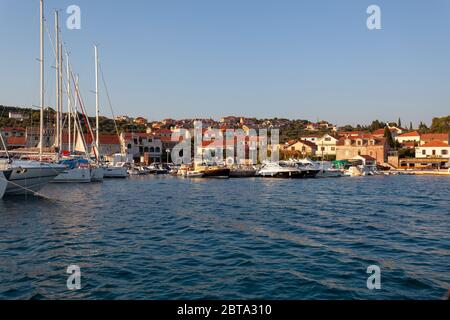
{"left": 203, "top": 168, "right": 230, "bottom": 178}
{"left": 104, "top": 167, "right": 128, "bottom": 178}
{"left": 0, "top": 170, "right": 11, "bottom": 199}
{"left": 4, "top": 163, "right": 65, "bottom": 195}
{"left": 53, "top": 168, "right": 92, "bottom": 183}
{"left": 90, "top": 167, "right": 104, "bottom": 182}
{"left": 229, "top": 169, "right": 257, "bottom": 178}
{"left": 259, "top": 170, "right": 305, "bottom": 178}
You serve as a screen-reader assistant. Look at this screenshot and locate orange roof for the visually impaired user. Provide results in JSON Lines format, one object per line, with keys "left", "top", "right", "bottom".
{"left": 1, "top": 127, "right": 26, "bottom": 132}
{"left": 421, "top": 133, "right": 449, "bottom": 141}
{"left": 7, "top": 136, "right": 26, "bottom": 145}
{"left": 421, "top": 141, "right": 449, "bottom": 148}
{"left": 398, "top": 131, "right": 420, "bottom": 137}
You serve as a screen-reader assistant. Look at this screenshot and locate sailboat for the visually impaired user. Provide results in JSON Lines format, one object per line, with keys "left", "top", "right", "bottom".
{"left": 93, "top": 46, "right": 127, "bottom": 179}
{"left": 1, "top": 0, "right": 65, "bottom": 196}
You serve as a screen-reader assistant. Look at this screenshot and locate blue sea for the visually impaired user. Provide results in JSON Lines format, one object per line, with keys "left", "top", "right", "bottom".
{"left": 0, "top": 175, "right": 449, "bottom": 300}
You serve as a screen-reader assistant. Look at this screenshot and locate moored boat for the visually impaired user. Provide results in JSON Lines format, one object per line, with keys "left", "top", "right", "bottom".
{"left": 0, "top": 170, "right": 12, "bottom": 199}
{"left": 258, "top": 161, "right": 304, "bottom": 178}
{"left": 1, "top": 159, "right": 66, "bottom": 195}
{"left": 229, "top": 165, "right": 257, "bottom": 178}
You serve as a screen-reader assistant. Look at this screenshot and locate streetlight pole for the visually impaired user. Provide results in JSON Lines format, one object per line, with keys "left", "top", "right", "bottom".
{"left": 166, "top": 149, "right": 170, "bottom": 165}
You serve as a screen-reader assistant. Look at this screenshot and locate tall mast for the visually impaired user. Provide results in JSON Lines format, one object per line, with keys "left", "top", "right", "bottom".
{"left": 94, "top": 45, "right": 100, "bottom": 157}
{"left": 59, "top": 41, "right": 63, "bottom": 150}
{"left": 54, "top": 10, "right": 60, "bottom": 151}
{"left": 67, "top": 53, "right": 71, "bottom": 153}
{"left": 39, "top": 0, "right": 44, "bottom": 161}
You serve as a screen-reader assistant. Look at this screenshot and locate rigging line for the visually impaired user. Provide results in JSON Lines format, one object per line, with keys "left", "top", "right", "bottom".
{"left": 70, "top": 71, "right": 95, "bottom": 159}
{"left": 0, "top": 175, "right": 75, "bottom": 210}
{"left": 98, "top": 63, "right": 121, "bottom": 139}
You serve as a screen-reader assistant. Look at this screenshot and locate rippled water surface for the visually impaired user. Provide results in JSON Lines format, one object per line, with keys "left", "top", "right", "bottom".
{"left": 0, "top": 175, "right": 449, "bottom": 300}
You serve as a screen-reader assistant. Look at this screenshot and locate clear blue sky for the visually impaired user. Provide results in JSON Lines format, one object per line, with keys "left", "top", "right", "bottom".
{"left": 1, "top": 0, "right": 449, "bottom": 126}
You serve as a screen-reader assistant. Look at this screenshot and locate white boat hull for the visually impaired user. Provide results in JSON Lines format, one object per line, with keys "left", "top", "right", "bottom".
{"left": 90, "top": 167, "right": 104, "bottom": 182}
{"left": 53, "top": 168, "right": 92, "bottom": 183}
{"left": 2, "top": 161, "right": 65, "bottom": 195}
{"left": 103, "top": 167, "right": 128, "bottom": 178}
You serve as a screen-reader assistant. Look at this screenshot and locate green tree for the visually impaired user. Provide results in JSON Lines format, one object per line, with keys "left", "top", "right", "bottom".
{"left": 384, "top": 126, "right": 395, "bottom": 148}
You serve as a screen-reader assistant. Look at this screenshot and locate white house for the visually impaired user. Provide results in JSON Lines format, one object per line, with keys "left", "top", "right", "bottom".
{"left": 396, "top": 131, "right": 421, "bottom": 144}
{"left": 316, "top": 134, "right": 338, "bottom": 156}
{"left": 415, "top": 141, "right": 450, "bottom": 159}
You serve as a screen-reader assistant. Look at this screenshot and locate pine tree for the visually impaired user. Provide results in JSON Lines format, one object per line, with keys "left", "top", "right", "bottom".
{"left": 398, "top": 117, "right": 402, "bottom": 128}
{"left": 384, "top": 126, "right": 395, "bottom": 148}
{"left": 409, "top": 122, "right": 413, "bottom": 130}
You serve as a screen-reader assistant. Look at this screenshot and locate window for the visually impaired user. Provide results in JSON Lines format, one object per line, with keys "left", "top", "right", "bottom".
{"left": 150, "top": 147, "right": 155, "bottom": 153}
{"left": 432, "top": 150, "right": 436, "bottom": 156}
{"left": 144, "top": 147, "right": 149, "bottom": 153}
{"left": 302, "top": 147, "right": 306, "bottom": 152}
{"left": 331, "top": 147, "right": 335, "bottom": 151}
{"left": 321, "top": 147, "right": 325, "bottom": 151}
{"left": 422, "top": 150, "right": 426, "bottom": 155}
{"left": 156, "top": 147, "right": 161, "bottom": 153}
{"left": 127, "top": 144, "right": 132, "bottom": 149}
{"left": 442, "top": 150, "right": 448, "bottom": 155}
{"left": 325, "top": 138, "right": 331, "bottom": 142}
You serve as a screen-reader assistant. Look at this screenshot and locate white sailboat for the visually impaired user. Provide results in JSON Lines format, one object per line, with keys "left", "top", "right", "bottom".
{"left": 93, "top": 46, "right": 127, "bottom": 179}
{"left": 2, "top": 0, "right": 65, "bottom": 196}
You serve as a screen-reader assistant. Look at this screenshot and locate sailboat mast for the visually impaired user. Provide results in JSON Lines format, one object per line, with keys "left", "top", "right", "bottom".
{"left": 95, "top": 45, "right": 100, "bottom": 157}
{"left": 59, "top": 41, "right": 63, "bottom": 150}
{"left": 39, "top": 0, "right": 44, "bottom": 161}
{"left": 67, "top": 53, "right": 71, "bottom": 153}
{"left": 54, "top": 10, "right": 60, "bottom": 151}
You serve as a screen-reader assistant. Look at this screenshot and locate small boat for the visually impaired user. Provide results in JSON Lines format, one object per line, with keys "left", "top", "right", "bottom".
{"left": 258, "top": 161, "right": 304, "bottom": 178}
{"left": 103, "top": 162, "right": 129, "bottom": 178}
{"left": 53, "top": 158, "right": 92, "bottom": 183}
{"left": 229, "top": 165, "right": 257, "bottom": 178}
{"left": 196, "top": 163, "right": 230, "bottom": 178}
{"left": 186, "top": 171, "right": 204, "bottom": 178}
{"left": 284, "top": 159, "right": 320, "bottom": 178}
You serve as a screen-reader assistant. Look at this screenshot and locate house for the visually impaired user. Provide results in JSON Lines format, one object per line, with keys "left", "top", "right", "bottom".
{"left": 372, "top": 127, "right": 399, "bottom": 139}
{"left": 315, "top": 134, "right": 338, "bottom": 157}
{"left": 9, "top": 112, "right": 29, "bottom": 120}
{"left": 120, "top": 132, "right": 162, "bottom": 163}
{"left": 283, "top": 140, "right": 317, "bottom": 156}
{"left": 396, "top": 131, "right": 421, "bottom": 145}
{"left": 336, "top": 134, "right": 389, "bottom": 164}
{"left": 305, "top": 123, "right": 319, "bottom": 132}
{"left": 71, "top": 134, "right": 122, "bottom": 156}
{"left": 419, "top": 133, "right": 449, "bottom": 146}
{"left": 415, "top": 141, "right": 450, "bottom": 159}
{"left": 351, "top": 155, "right": 377, "bottom": 167}
{"left": 299, "top": 135, "right": 321, "bottom": 143}
{"left": 133, "top": 117, "right": 148, "bottom": 125}
{"left": 6, "top": 136, "right": 26, "bottom": 149}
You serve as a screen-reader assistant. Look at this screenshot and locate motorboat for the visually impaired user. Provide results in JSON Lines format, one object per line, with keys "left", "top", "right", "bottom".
{"left": 257, "top": 161, "right": 304, "bottom": 178}
{"left": 53, "top": 158, "right": 91, "bottom": 183}
{"left": 285, "top": 158, "right": 320, "bottom": 178}
{"left": 103, "top": 162, "right": 129, "bottom": 178}
{"left": 195, "top": 163, "right": 230, "bottom": 178}
{"left": 229, "top": 165, "right": 257, "bottom": 178}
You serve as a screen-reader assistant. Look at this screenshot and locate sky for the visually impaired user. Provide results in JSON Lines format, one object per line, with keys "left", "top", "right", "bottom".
{"left": 0, "top": 0, "right": 449, "bottom": 126}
